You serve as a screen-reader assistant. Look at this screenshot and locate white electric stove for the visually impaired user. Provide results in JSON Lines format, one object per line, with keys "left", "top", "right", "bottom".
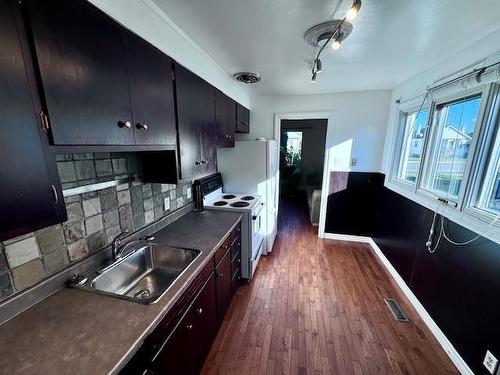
{"left": 194, "top": 173, "right": 264, "bottom": 280}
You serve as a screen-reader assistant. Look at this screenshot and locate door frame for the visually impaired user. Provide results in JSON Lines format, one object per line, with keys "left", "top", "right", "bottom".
{"left": 273, "top": 111, "right": 335, "bottom": 238}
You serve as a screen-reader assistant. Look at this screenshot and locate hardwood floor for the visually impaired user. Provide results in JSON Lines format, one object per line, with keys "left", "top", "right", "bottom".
{"left": 202, "top": 197, "right": 457, "bottom": 374}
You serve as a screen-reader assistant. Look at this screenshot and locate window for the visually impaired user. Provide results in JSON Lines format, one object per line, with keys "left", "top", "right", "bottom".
{"left": 280, "top": 131, "right": 303, "bottom": 168}
{"left": 473, "top": 96, "right": 500, "bottom": 216}
{"left": 395, "top": 110, "right": 430, "bottom": 183}
{"left": 421, "top": 95, "right": 482, "bottom": 201}
{"left": 388, "top": 71, "right": 500, "bottom": 242}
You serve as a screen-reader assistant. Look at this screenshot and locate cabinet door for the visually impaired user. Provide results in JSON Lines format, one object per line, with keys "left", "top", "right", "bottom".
{"left": 191, "top": 273, "right": 217, "bottom": 373}
{"left": 236, "top": 103, "right": 250, "bottom": 133}
{"left": 215, "top": 250, "right": 232, "bottom": 327}
{"left": 200, "top": 82, "right": 218, "bottom": 174}
{"left": 0, "top": 0, "right": 66, "bottom": 241}
{"left": 25, "top": 0, "right": 134, "bottom": 145}
{"left": 215, "top": 90, "right": 236, "bottom": 148}
{"left": 124, "top": 32, "right": 177, "bottom": 146}
{"left": 174, "top": 64, "right": 203, "bottom": 179}
{"left": 149, "top": 310, "right": 194, "bottom": 375}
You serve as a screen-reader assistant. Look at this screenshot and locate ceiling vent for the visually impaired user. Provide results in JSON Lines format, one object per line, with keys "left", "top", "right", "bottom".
{"left": 304, "top": 20, "right": 353, "bottom": 47}
{"left": 233, "top": 72, "right": 261, "bottom": 84}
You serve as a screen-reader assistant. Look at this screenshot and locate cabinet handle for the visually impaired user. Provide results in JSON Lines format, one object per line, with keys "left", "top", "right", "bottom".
{"left": 51, "top": 184, "right": 59, "bottom": 204}
{"left": 195, "top": 161, "right": 201, "bottom": 165}
{"left": 118, "top": 120, "right": 131, "bottom": 129}
{"left": 196, "top": 307, "right": 203, "bottom": 315}
{"left": 217, "top": 273, "right": 224, "bottom": 278}
{"left": 203, "top": 160, "right": 208, "bottom": 165}
{"left": 136, "top": 123, "right": 148, "bottom": 130}
{"left": 236, "top": 259, "right": 241, "bottom": 264}
{"left": 186, "top": 324, "right": 193, "bottom": 331}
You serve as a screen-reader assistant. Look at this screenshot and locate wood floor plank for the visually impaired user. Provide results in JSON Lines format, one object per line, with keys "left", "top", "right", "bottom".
{"left": 202, "top": 198, "right": 458, "bottom": 374}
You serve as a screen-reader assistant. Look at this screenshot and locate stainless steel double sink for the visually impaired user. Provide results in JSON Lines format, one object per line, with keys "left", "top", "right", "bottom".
{"left": 69, "top": 245, "right": 200, "bottom": 304}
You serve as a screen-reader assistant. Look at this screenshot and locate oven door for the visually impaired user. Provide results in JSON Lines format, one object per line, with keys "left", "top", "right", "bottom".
{"left": 251, "top": 203, "right": 264, "bottom": 259}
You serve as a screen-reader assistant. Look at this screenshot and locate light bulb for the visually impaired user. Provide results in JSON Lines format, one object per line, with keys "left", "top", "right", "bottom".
{"left": 331, "top": 40, "right": 341, "bottom": 50}
{"left": 346, "top": 0, "right": 361, "bottom": 21}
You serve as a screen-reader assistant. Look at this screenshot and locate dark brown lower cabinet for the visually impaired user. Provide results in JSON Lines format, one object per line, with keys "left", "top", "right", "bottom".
{"left": 150, "top": 273, "right": 216, "bottom": 375}
{"left": 121, "top": 224, "right": 241, "bottom": 375}
{"left": 215, "top": 249, "right": 232, "bottom": 329}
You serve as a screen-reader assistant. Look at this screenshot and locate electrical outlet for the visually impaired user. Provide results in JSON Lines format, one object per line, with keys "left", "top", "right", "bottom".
{"left": 483, "top": 350, "right": 498, "bottom": 374}
{"left": 351, "top": 158, "right": 358, "bottom": 167}
{"left": 164, "top": 198, "right": 170, "bottom": 211}
{"left": 187, "top": 186, "right": 192, "bottom": 199}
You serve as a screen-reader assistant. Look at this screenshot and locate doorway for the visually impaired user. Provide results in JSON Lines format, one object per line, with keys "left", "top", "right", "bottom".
{"left": 279, "top": 119, "right": 328, "bottom": 227}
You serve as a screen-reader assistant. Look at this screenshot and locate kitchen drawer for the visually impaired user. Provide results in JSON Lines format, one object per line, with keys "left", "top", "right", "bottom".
{"left": 231, "top": 223, "right": 241, "bottom": 242}
{"left": 231, "top": 251, "right": 241, "bottom": 280}
{"left": 231, "top": 237, "right": 241, "bottom": 261}
{"left": 214, "top": 236, "right": 231, "bottom": 266}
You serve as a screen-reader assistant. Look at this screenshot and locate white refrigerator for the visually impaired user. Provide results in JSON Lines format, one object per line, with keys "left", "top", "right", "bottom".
{"left": 217, "top": 140, "right": 279, "bottom": 255}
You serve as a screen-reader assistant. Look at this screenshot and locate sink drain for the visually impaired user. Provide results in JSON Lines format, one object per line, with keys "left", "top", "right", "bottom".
{"left": 133, "top": 288, "right": 152, "bottom": 300}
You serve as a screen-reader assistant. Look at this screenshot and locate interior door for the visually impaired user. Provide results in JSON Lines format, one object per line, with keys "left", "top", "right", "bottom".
{"left": 124, "top": 31, "right": 177, "bottom": 146}
{"left": 25, "top": 0, "right": 134, "bottom": 145}
{"left": 174, "top": 64, "right": 203, "bottom": 179}
{"left": 0, "top": 0, "right": 65, "bottom": 241}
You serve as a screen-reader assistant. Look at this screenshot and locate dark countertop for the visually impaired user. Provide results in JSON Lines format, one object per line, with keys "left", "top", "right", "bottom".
{"left": 0, "top": 210, "right": 242, "bottom": 375}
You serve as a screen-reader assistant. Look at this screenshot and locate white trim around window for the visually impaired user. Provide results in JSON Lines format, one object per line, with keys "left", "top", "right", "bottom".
{"left": 387, "top": 79, "right": 500, "bottom": 246}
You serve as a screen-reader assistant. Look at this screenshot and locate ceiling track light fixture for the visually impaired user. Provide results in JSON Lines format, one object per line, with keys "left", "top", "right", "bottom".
{"left": 304, "top": 0, "right": 362, "bottom": 82}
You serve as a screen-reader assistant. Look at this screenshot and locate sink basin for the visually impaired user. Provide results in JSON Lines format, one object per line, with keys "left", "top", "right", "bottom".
{"left": 71, "top": 245, "right": 200, "bottom": 304}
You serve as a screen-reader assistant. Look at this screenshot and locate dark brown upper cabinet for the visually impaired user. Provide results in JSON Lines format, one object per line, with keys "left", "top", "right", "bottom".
{"left": 236, "top": 103, "right": 250, "bottom": 134}
{"left": 24, "top": 0, "right": 177, "bottom": 148}
{"left": 25, "top": 0, "right": 135, "bottom": 146}
{"left": 174, "top": 64, "right": 217, "bottom": 180}
{"left": 0, "top": 0, "right": 66, "bottom": 241}
{"left": 215, "top": 90, "right": 236, "bottom": 148}
{"left": 123, "top": 31, "right": 177, "bottom": 146}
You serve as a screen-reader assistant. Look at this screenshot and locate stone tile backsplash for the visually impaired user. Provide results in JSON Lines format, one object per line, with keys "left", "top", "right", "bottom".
{"left": 0, "top": 152, "right": 192, "bottom": 301}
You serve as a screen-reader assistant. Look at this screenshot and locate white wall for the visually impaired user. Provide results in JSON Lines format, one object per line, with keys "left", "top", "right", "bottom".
{"left": 243, "top": 90, "right": 393, "bottom": 172}
{"left": 88, "top": 0, "right": 250, "bottom": 107}
{"left": 381, "top": 29, "right": 500, "bottom": 173}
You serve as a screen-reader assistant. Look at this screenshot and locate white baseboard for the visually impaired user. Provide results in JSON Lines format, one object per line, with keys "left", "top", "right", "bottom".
{"left": 323, "top": 232, "right": 474, "bottom": 375}
{"left": 322, "top": 232, "right": 372, "bottom": 243}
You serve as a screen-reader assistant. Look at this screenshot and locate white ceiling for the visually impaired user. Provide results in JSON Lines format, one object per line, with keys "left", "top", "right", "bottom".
{"left": 152, "top": 0, "right": 500, "bottom": 96}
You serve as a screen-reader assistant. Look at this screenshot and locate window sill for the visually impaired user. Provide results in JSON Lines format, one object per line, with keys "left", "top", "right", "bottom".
{"left": 385, "top": 180, "right": 500, "bottom": 246}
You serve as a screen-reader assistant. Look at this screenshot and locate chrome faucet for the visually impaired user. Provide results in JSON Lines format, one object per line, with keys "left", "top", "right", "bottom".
{"left": 111, "top": 231, "right": 156, "bottom": 261}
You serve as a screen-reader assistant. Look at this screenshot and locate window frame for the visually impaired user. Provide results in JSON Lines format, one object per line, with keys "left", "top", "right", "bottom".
{"left": 463, "top": 83, "right": 500, "bottom": 224}
{"left": 388, "top": 80, "right": 500, "bottom": 244}
{"left": 389, "top": 98, "right": 432, "bottom": 192}
{"left": 416, "top": 86, "right": 489, "bottom": 209}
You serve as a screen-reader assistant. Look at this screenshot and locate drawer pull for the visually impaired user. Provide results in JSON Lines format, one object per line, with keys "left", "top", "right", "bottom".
{"left": 217, "top": 273, "right": 224, "bottom": 278}
{"left": 186, "top": 324, "right": 193, "bottom": 331}
{"left": 118, "top": 120, "right": 131, "bottom": 129}
{"left": 136, "top": 123, "right": 148, "bottom": 130}
{"left": 196, "top": 308, "right": 203, "bottom": 315}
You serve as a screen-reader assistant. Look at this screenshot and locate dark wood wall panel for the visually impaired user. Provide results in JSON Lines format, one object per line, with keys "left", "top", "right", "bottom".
{"left": 325, "top": 171, "right": 500, "bottom": 374}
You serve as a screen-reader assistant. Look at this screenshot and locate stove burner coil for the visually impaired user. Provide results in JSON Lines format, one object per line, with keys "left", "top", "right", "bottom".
{"left": 223, "top": 194, "right": 236, "bottom": 199}
{"left": 241, "top": 196, "right": 255, "bottom": 201}
{"left": 231, "top": 201, "right": 250, "bottom": 208}
{"left": 214, "top": 201, "right": 228, "bottom": 206}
